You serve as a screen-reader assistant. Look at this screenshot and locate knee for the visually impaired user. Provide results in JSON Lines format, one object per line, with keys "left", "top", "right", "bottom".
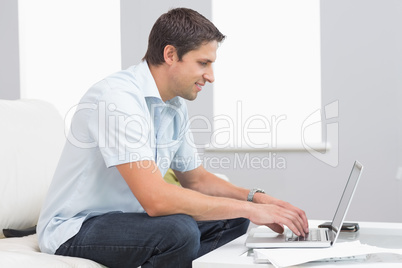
{"left": 145, "top": 215, "right": 200, "bottom": 267}
{"left": 160, "top": 214, "right": 200, "bottom": 254}
{"left": 173, "top": 214, "right": 200, "bottom": 246}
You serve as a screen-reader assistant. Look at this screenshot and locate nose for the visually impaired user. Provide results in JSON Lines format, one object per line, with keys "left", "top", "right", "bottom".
{"left": 203, "top": 66, "right": 215, "bottom": 83}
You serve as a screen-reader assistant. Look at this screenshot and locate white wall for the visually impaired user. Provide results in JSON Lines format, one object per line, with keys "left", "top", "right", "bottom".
{"left": 212, "top": 0, "right": 322, "bottom": 148}
{"left": 18, "top": 0, "right": 121, "bottom": 121}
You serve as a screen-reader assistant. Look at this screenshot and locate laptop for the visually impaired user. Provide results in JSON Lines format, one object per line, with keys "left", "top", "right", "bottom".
{"left": 245, "top": 160, "right": 364, "bottom": 248}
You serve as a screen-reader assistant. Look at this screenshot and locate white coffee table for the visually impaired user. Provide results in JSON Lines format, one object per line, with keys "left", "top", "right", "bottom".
{"left": 193, "top": 220, "right": 402, "bottom": 267}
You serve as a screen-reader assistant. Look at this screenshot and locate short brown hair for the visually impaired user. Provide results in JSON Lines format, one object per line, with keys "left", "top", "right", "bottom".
{"left": 143, "top": 8, "right": 225, "bottom": 66}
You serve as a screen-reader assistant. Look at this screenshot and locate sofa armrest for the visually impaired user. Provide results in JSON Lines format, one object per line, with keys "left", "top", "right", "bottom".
{"left": 0, "top": 99, "right": 65, "bottom": 236}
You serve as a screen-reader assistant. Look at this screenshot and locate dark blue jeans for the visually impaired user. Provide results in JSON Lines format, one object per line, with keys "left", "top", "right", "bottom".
{"left": 55, "top": 212, "right": 249, "bottom": 268}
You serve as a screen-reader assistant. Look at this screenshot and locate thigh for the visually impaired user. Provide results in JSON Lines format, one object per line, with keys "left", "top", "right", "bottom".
{"left": 56, "top": 212, "right": 200, "bottom": 268}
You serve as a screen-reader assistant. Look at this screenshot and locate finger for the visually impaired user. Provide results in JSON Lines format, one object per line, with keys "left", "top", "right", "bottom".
{"left": 281, "top": 216, "right": 304, "bottom": 237}
{"left": 264, "top": 204, "right": 304, "bottom": 235}
{"left": 290, "top": 205, "right": 309, "bottom": 233}
{"left": 281, "top": 210, "right": 306, "bottom": 236}
{"left": 278, "top": 201, "right": 309, "bottom": 233}
{"left": 295, "top": 207, "right": 309, "bottom": 233}
{"left": 299, "top": 210, "right": 309, "bottom": 233}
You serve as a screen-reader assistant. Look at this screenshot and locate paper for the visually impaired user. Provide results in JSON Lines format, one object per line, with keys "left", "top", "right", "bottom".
{"left": 253, "top": 241, "right": 402, "bottom": 268}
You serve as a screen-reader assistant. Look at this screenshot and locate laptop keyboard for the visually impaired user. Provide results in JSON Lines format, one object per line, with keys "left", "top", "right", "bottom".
{"left": 286, "top": 228, "right": 325, "bottom": 242}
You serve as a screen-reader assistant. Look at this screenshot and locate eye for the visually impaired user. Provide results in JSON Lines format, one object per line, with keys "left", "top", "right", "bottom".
{"left": 199, "top": 61, "right": 208, "bottom": 67}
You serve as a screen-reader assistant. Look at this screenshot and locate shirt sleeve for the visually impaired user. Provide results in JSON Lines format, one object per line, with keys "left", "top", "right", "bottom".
{"left": 88, "top": 83, "right": 155, "bottom": 168}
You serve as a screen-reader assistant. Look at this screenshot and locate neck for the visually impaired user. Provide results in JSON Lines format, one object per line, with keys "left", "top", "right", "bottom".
{"left": 148, "top": 62, "right": 172, "bottom": 102}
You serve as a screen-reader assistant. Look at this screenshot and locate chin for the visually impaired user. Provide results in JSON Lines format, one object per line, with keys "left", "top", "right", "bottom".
{"left": 182, "top": 93, "right": 198, "bottom": 101}
{"left": 185, "top": 96, "right": 197, "bottom": 101}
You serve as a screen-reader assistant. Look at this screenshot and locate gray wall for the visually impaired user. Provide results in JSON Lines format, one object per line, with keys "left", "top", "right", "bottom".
{"left": 318, "top": 0, "right": 402, "bottom": 222}
{"left": 0, "top": 0, "right": 20, "bottom": 99}
{"left": 121, "top": 0, "right": 402, "bottom": 223}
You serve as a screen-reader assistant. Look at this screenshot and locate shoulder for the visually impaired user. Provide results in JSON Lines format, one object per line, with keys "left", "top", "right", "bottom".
{"left": 84, "top": 67, "right": 147, "bottom": 109}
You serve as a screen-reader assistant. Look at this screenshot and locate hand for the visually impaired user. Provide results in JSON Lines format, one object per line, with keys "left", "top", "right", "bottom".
{"left": 252, "top": 193, "right": 309, "bottom": 236}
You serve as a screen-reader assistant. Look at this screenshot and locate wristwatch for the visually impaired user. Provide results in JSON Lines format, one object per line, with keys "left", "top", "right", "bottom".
{"left": 247, "top": 188, "right": 265, "bottom": 202}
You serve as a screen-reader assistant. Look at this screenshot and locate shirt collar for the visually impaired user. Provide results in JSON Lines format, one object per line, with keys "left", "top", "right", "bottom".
{"left": 166, "top": 96, "right": 182, "bottom": 107}
{"left": 136, "top": 60, "right": 182, "bottom": 108}
{"left": 136, "top": 60, "right": 162, "bottom": 99}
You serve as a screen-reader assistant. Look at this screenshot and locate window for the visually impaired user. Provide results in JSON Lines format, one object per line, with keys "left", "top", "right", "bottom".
{"left": 18, "top": 0, "right": 121, "bottom": 128}
{"left": 211, "top": 0, "right": 321, "bottom": 149}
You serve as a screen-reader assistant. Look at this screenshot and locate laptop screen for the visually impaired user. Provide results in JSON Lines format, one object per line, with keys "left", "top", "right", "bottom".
{"left": 330, "top": 161, "right": 363, "bottom": 242}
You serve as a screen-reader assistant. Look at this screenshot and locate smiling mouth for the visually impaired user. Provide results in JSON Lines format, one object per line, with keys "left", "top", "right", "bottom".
{"left": 195, "top": 83, "right": 203, "bottom": 91}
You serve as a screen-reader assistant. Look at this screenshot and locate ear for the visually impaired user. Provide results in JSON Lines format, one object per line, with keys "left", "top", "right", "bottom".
{"left": 163, "top": 45, "right": 178, "bottom": 66}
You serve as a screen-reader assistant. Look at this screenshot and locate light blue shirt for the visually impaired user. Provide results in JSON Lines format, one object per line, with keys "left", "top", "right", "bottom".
{"left": 37, "top": 61, "right": 201, "bottom": 254}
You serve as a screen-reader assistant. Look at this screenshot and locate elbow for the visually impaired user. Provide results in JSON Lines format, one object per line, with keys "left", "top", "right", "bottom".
{"left": 145, "top": 207, "right": 162, "bottom": 217}
{"left": 143, "top": 201, "right": 171, "bottom": 217}
{"left": 137, "top": 183, "right": 183, "bottom": 217}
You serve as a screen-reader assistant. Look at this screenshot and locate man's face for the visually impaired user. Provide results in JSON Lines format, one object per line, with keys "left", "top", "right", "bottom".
{"left": 168, "top": 41, "right": 218, "bottom": 101}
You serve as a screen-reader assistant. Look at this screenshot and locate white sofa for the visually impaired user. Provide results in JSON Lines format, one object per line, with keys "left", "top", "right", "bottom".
{"left": 0, "top": 99, "right": 231, "bottom": 267}
{"left": 0, "top": 99, "right": 105, "bottom": 267}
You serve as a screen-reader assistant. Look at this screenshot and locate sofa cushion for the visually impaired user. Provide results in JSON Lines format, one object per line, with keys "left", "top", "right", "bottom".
{"left": 0, "top": 234, "right": 105, "bottom": 267}
{"left": 0, "top": 99, "right": 65, "bottom": 237}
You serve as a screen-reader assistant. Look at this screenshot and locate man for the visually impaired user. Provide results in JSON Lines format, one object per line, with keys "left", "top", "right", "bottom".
{"left": 38, "top": 8, "right": 308, "bottom": 268}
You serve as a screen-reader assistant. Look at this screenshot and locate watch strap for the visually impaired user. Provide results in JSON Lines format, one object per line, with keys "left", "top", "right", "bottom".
{"left": 247, "top": 188, "right": 265, "bottom": 202}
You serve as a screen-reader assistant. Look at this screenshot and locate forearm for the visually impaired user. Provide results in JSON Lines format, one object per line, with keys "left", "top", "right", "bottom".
{"left": 177, "top": 167, "right": 283, "bottom": 207}
{"left": 175, "top": 167, "right": 250, "bottom": 201}
{"left": 117, "top": 161, "right": 309, "bottom": 236}
{"left": 153, "top": 182, "right": 254, "bottom": 221}
{"left": 117, "top": 161, "right": 251, "bottom": 220}
{"left": 175, "top": 168, "right": 309, "bottom": 235}
{"left": 163, "top": 184, "right": 308, "bottom": 238}
{"left": 191, "top": 174, "right": 249, "bottom": 200}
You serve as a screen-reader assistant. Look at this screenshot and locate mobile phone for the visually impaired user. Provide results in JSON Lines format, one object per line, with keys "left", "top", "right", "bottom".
{"left": 318, "top": 222, "right": 359, "bottom": 232}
